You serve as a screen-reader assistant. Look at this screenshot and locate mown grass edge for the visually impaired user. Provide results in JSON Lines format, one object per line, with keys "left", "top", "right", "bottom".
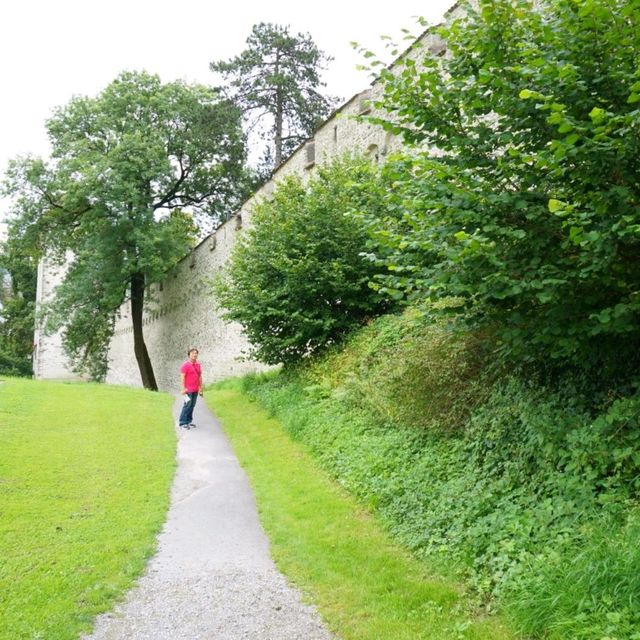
{"left": 206, "top": 382, "right": 514, "bottom": 640}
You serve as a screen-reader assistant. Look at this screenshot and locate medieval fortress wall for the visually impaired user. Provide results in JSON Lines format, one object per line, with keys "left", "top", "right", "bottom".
{"left": 33, "top": 26, "right": 451, "bottom": 392}
{"left": 33, "top": 254, "right": 81, "bottom": 381}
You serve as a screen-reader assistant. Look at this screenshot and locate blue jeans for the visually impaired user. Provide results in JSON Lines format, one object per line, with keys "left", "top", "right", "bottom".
{"left": 179, "top": 392, "right": 199, "bottom": 426}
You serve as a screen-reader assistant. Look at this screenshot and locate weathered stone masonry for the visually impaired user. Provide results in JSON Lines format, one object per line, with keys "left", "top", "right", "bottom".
{"left": 33, "top": 24, "right": 454, "bottom": 392}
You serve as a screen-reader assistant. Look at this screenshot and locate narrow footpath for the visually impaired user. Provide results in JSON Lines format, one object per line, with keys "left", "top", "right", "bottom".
{"left": 83, "top": 397, "right": 333, "bottom": 640}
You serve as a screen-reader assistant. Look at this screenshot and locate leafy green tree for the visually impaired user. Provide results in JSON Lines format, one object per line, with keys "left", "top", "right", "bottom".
{"left": 215, "top": 157, "right": 391, "bottom": 365}
{"left": 361, "top": 0, "right": 640, "bottom": 372}
{"left": 0, "top": 233, "right": 37, "bottom": 377}
{"left": 3, "top": 71, "right": 248, "bottom": 387}
{"left": 210, "top": 22, "right": 338, "bottom": 170}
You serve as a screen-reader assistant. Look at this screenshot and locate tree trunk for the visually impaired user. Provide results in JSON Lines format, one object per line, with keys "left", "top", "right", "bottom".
{"left": 274, "top": 54, "right": 283, "bottom": 167}
{"left": 274, "top": 98, "right": 283, "bottom": 167}
{"left": 130, "top": 271, "right": 158, "bottom": 391}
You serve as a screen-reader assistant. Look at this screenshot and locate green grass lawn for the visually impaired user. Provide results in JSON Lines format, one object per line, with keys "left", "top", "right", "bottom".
{"left": 206, "top": 381, "right": 515, "bottom": 640}
{"left": 0, "top": 377, "right": 176, "bottom": 640}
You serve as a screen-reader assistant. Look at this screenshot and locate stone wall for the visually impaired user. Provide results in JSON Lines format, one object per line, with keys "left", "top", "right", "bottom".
{"left": 33, "top": 254, "right": 86, "bottom": 381}
{"left": 105, "top": 215, "right": 263, "bottom": 391}
{"left": 34, "top": 21, "right": 455, "bottom": 390}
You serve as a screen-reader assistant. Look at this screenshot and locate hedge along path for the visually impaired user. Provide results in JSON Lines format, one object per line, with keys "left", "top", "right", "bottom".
{"left": 206, "top": 383, "right": 514, "bottom": 640}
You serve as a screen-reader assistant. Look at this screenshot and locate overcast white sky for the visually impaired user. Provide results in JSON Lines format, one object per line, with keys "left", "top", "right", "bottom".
{"left": 0, "top": 0, "right": 455, "bottom": 227}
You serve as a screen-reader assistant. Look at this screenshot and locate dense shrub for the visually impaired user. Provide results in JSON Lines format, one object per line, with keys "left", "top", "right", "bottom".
{"left": 358, "top": 0, "right": 640, "bottom": 373}
{"left": 215, "top": 156, "right": 392, "bottom": 365}
{"left": 0, "top": 349, "right": 32, "bottom": 377}
{"left": 223, "top": 4, "right": 640, "bottom": 636}
{"left": 242, "top": 311, "right": 640, "bottom": 639}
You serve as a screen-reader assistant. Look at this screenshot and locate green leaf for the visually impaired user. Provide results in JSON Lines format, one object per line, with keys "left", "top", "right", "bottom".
{"left": 548, "top": 199, "right": 564, "bottom": 213}
{"left": 362, "top": 0, "right": 640, "bottom": 370}
{"left": 536, "top": 291, "right": 554, "bottom": 304}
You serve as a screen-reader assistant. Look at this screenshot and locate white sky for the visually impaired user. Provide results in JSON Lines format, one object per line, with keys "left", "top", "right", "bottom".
{"left": 0, "top": 0, "right": 456, "bottom": 227}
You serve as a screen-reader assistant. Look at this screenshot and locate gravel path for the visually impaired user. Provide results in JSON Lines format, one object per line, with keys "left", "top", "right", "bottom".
{"left": 82, "top": 397, "right": 333, "bottom": 640}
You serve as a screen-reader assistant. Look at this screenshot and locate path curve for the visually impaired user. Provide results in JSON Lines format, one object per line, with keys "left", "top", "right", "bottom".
{"left": 82, "top": 397, "right": 333, "bottom": 640}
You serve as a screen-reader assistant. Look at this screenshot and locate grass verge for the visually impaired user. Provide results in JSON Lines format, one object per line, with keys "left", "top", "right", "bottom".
{"left": 206, "top": 380, "right": 514, "bottom": 640}
{"left": 0, "top": 377, "right": 176, "bottom": 640}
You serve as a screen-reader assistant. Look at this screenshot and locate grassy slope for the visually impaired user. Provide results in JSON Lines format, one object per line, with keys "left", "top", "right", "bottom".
{"left": 0, "top": 378, "right": 176, "bottom": 640}
{"left": 207, "top": 382, "right": 513, "bottom": 640}
{"left": 236, "top": 312, "right": 640, "bottom": 640}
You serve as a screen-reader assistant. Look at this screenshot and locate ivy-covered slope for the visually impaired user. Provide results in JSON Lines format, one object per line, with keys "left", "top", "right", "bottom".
{"left": 242, "top": 311, "right": 640, "bottom": 640}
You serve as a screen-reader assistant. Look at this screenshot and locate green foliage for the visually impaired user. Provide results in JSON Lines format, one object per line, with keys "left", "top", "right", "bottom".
{"left": 211, "top": 22, "right": 338, "bottom": 169}
{"left": 0, "top": 234, "right": 37, "bottom": 376}
{"left": 215, "top": 156, "right": 392, "bottom": 365}
{"left": 3, "top": 71, "right": 248, "bottom": 382}
{"left": 360, "top": 0, "right": 640, "bottom": 371}
{"left": 240, "top": 311, "right": 640, "bottom": 639}
{"left": 0, "top": 378, "right": 175, "bottom": 639}
{"left": 208, "top": 383, "right": 513, "bottom": 640}
{"left": 504, "top": 509, "right": 640, "bottom": 639}
{"left": 306, "top": 309, "right": 494, "bottom": 430}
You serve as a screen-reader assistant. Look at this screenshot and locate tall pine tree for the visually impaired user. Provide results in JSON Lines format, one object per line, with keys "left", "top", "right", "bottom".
{"left": 211, "top": 23, "right": 338, "bottom": 170}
